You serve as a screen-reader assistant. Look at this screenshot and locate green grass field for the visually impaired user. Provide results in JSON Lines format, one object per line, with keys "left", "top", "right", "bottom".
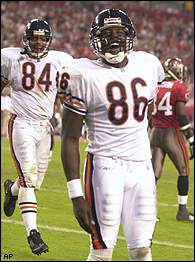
{"left": 1, "top": 137, "right": 194, "bottom": 261}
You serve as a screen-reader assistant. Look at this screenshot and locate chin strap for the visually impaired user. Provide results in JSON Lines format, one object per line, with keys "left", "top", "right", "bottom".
{"left": 102, "top": 51, "right": 126, "bottom": 64}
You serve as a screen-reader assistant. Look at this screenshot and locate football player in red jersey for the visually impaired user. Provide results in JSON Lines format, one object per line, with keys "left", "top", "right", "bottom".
{"left": 150, "top": 57, "right": 194, "bottom": 221}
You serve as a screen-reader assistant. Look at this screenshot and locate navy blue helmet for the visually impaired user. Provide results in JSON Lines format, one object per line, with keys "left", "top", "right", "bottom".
{"left": 22, "top": 19, "right": 52, "bottom": 59}
{"left": 89, "top": 9, "right": 136, "bottom": 63}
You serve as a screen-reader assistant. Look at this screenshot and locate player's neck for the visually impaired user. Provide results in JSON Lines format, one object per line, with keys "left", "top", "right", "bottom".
{"left": 102, "top": 56, "right": 128, "bottom": 68}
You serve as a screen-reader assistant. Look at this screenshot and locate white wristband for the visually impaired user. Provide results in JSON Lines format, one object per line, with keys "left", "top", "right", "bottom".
{"left": 67, "top": 179, "right": 83, "bottom": 199}
{"left": 188, "top": 136, "right": 194, "bottom": 144}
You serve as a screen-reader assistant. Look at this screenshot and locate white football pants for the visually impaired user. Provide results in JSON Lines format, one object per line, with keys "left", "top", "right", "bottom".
{"left": 83, "top": 153, "right": 157, "bottom": 250}
{"left": 8, "top": 114, "right": 51, "bottom": 189}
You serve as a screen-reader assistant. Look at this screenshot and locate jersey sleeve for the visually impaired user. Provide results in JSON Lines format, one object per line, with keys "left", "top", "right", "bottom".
{"left": 174, "top": 82, "right": 190, "bottom": 103}
{"left": 148, "top": 56, "right": 165, "bottom": 104}
{"left": 60, "top": 66, "right": 88, "bottom": 116}
{"left": 62, "top": 53, "right": 74, "bottom": 67}
{"left": 157, "top": 58, "right": 165, "bottom": 84}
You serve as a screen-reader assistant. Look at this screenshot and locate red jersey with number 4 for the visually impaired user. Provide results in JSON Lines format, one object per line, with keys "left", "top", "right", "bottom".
{"left": 151, "top": 80, "right": 190, "bottom": 128}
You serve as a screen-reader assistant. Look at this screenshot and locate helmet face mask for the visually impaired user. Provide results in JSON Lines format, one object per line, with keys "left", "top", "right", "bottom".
{"left": 22, "top": 19, "right": 52, "bottom": 59}
{"left": 164, "top": 57, "right": 188, "bottom": 82}
{"left": 89, "top": 9, "right": 136, "bottom": 64}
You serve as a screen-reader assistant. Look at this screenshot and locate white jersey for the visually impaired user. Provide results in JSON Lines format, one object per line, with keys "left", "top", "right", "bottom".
{"left": 63, "top": 51, "right": 165, "bottom": 160}
{"left": 1, "top": 47, "right": 73, "bottom": 120}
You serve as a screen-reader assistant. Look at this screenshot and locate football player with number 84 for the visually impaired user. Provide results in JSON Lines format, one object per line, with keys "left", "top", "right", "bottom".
{"left": 1, "top": 19, "right": 73, "bottom": 255}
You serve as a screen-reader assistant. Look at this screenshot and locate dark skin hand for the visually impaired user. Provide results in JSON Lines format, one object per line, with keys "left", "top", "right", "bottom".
{"left": 1, "top": 77, "right": 9, "bottom": 92}
{"left": 1, "top": 85, "right": 10, "bottom": 96}
{"left": 61, "top": 108, "right": 94, "bottom": 234}
{"left": 72, "top": 196, "right": 94, "bottom": 234}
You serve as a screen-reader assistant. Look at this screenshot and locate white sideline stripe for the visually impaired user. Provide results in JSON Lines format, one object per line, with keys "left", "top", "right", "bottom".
{"left": 1, "top": 185, "right": 193, "bottom": 209}
{"left": 41, "top": 188, "right": 65, "bottom": 193}
{"left": 158, "top": 203, "right": 194, "bottom": 208}
{"left": 160, "top": 180, "right": 194, "bottom": 186}
{"left": 2, "top": 219, "right": 193, "bottom": 250}
{"left": 159, "top": 203, "right": 178, "bottom": 207}
{"left": 40, "top": 188, "right": 194, "bottom": 209}
{"left": 40, "top": 185, "right": 194, "bottom": 194}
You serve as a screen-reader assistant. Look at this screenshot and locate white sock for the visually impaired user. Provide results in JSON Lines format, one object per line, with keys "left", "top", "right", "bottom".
{"left": 18, "top": 187, "right": 38, "bottom": 236}
{"left": 87, "top": 248, "right": 113, "bottom": 261}
{"left": 129, "top": 247, "right": 152, "bottom": 261}
{"left": 178, "top": 195, "right": 188, "bottom": 205}
{"left": 11, "top": 179, "right": 19, "bottom": 196}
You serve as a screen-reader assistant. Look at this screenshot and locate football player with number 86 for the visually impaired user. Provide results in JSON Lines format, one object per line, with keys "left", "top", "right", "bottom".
{"left": 61, "top": 9, "right": 165, "bottom": 261}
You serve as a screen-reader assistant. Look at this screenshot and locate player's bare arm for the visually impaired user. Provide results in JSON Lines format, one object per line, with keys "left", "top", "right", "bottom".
{"left": 176, "top": 101, "right": 194, "bottom": 159}
{"left": 61, "top": 108, "right": 93, "bottom": 234}
{"left": 147, "top": 101, "right": 155, "bottom": 120}
{"left": 1, "top": 76, "right": 9, "bottom": 91}
{"left": 1, "top": 85, "right": 11, "bottom": 96}
{"left": 61, "top": 108, "right": 83, "bottom": 181}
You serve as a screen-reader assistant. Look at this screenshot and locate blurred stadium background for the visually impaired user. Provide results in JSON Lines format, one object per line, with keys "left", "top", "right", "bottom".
{"left": 1, "top": 1, "right": 194, "bottom": 90}
{"left": 1, "top": 1, "right": 194, "bottom": 129}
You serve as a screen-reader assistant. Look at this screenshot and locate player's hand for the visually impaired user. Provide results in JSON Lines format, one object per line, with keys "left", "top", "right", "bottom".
{"left": 72, "top": 196, "right": 94, "bottom": 234}
{"left": 189, "top": 142, "right": 194, "bottom": 160}
{"left": 1, "top": 77, "right": 10, "bottom": 92}
{"left": 1, "top": 85, "right": 10, "bottom": 96}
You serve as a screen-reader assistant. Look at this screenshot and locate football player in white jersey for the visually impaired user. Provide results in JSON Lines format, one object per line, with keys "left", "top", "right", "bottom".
{"left": 61, "top": 9, "right": 165, "bottom": 261}
{"left": 1, "top": 19, "right": 73, "bottom": 256}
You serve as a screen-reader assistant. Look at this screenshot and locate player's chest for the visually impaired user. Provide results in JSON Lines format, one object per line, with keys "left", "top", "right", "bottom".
{"left": 12, "top": 59, "right": 60, "bottom": 92}
{"left": 89, "top": 69, "right": 152, "bottom": 106}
